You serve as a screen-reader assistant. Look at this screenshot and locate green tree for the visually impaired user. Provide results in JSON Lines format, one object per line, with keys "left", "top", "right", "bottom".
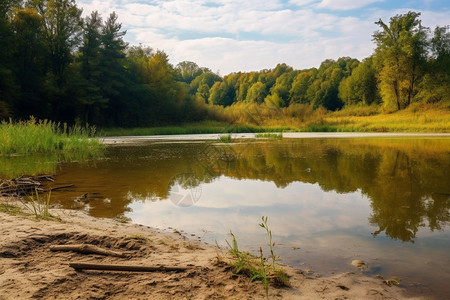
{"left": 10, "top": 7, "right": 48, "bottom": 118}
{"left": 245, "top": 82, "right": 267, "bottom": 103}
{"left": 190, "top": 72, "right": 221, "bottom": 101}
{"left": 373, "top": 11, "right": 429, "bottom": 110}
{"left": 416, "top": 26, "right": 450, "bottom": 104}
{"left": 27, "top": 0, "right": 82, "bottom": 121}
{"left": 100, "top": 11, "right": 129, "bottom": 125}
{"left": 270, "top": 71, "right": 296, "bottom": 106}
{"left": 208, "top": 81, "right": 235, "bottom": 106}
{"left": 125, "top": 45, "right": 158, "bottom": 125}
{"left": 176, "top": 61, "right": 205, "bottom": 84}
{"left": 309, "top": 58, "right": 357, "bottom": 110}
{"left": 74, "top": 10, "right": 108, "bottom": 124}
{"left": 272, "top": 63, "right": 293, "bottom": 77}
{"left": 289, "top": 70, "right": 316, "bottom": 104}
{"left": 0, "top": 0, "right": 21, "bottom": 118}
{"left": 30, "top": 0, "right": 82, "bottom": 86}
{"left": 338, "top": 58, "right": 379, "bottom": 106}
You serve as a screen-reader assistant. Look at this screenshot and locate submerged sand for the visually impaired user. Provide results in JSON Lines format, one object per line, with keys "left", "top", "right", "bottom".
{"left": 0, "top": 199, "right": 426, "bottom": 300}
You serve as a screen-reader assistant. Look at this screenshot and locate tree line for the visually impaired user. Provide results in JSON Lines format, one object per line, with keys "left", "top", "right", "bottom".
{"left": 1, "top": 0, "right": 449, "bottom": 127}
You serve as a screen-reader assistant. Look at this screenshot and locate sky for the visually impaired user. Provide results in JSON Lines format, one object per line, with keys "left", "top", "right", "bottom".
{"left": 76, "top": 0, "right": 450, "bottom": 75}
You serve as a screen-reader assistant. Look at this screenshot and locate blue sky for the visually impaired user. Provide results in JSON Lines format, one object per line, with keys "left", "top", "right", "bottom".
{"left": 76, "top": 0, "right": 450, "bottom": 74}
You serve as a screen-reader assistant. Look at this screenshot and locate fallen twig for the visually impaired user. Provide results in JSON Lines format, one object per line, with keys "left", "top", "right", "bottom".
{"left": 50, "top": 244, "right": 127, "bottom": 258}
{"left": 69, "top": 262, "right": 188, "bottom": 272}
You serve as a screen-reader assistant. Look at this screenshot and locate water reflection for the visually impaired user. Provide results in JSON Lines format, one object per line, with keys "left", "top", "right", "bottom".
{"left": 4, "top": 138, "right": 446, "bottom": 243}
{"left": 0, "top": 150, "right": 104, "bottom": 179}
{"left": 1, "top": 137, "right": 449, "bottom": 297}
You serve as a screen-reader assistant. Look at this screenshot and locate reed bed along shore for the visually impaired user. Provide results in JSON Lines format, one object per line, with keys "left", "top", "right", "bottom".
{"left": 0, "top": 117, "right": 103, "bottom": 156}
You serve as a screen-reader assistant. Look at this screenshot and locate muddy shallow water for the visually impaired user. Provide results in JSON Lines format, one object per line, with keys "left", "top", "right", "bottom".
{"left": 2, "top": 134, "right": 449, "bottom": 299}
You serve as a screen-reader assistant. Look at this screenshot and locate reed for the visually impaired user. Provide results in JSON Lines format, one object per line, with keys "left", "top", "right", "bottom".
{"left": 0, "top": 117, "right": 103, "bottom": 156}
{"left": 255, "top": 133, "right": 283, "bottom": 139}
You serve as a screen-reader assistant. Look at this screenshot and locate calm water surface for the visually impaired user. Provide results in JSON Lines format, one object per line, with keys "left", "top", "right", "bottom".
{"left": 1, "top": 136, "right": 449, "bottom": 298}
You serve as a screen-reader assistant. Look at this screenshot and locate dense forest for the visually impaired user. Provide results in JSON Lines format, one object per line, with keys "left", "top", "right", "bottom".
{"left": 1, "top": 0, "right": 449, "bottom": 127}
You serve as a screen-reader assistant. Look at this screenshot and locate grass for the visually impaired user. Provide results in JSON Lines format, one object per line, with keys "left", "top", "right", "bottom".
{"left": 255, "top": 133, "right": 283, "bottom": 139}
{"left": 219, "top": 134, "right": 232, "bottom": 143}
{"left": 100, "top": 120, "right": 295, "bottom": 136}
{"left": 226, "top": 216, "right": 289, "bottom": 298}
{"left": 0, "top": 117, "right": 104, "bottom": 156}
{"left": 0, "top": 191, "right": 59, "bottom": 221}
{"left": 324, "top": 103, "right": 450, "bottom": 133}
{"left": 99, "top": 104, "right": 449, "bottom": 137}
{"left": 0, "top": 202, "right": 22, "bottom": 216}
{"left": 22, "top": 189, "right": 55, "bottom": 220}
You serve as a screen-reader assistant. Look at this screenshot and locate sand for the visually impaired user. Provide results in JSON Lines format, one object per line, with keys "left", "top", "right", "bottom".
{"left": 0, "top": 199, "right": 427, "bottom": 300}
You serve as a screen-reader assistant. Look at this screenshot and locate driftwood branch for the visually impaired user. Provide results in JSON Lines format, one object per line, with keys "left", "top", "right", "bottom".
{"left": 44, "top": 184, "right": 75, "bottom": 192}
{"left": 0, "top": 175, "right": 56, "bottom": 196}
{"left": 50, "top": 244, "right": 126, "bottom": 258}
{"left": 69, "top": 262, "right": 188, "bottom": 273}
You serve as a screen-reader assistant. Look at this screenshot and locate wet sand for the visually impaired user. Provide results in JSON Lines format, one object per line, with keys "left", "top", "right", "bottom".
{"left": 0, "top": 198, "right": 427, "bottom": 300}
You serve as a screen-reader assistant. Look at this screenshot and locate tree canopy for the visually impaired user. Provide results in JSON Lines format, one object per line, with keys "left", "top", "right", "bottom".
{"left": 0, "top": 3, "right": 448, "bottom": 127}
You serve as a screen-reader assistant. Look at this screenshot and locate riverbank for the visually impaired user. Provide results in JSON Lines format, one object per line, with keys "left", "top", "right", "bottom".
{"left": 0, "top": 198, "right": 426, "bottom": 300}
{"left": 99, "top": 104, "right": 450, "bottom": 136}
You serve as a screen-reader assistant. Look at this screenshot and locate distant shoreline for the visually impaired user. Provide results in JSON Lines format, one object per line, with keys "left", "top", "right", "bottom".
{"left": 101, "top": 132, "right": 450, "bottom": 144}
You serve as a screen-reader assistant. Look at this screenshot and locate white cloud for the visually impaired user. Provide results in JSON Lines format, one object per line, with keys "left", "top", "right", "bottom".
{"left": 289, "top": 0, "right": 319, "bottom": 6}
{"left": 318, "top": 0, "right": 385, "bottom": 11}
{"left": 76, "top": 0, "right": 450, "bottom": 74}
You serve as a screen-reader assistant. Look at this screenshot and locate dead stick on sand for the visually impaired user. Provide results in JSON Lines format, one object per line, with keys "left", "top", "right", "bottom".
{"left": 50, "top": 244, "right": 126, "bottom": 258}
{"left": 69, "top": 263, "right": 188, "bottom": 272}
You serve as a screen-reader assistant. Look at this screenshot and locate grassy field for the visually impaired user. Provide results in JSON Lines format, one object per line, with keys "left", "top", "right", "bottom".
{"left": 0, "top": 118, "right": 103, "bottom": 156}
{"left": 100, "top": 104, "right": 449, "bottom": 136}
{"left": 324, "top": 103, "right": 450, "bottom": 133}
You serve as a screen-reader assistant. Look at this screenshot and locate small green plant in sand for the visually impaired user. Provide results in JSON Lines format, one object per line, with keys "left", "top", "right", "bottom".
{"left": 255, "top": 133, "right": 283, "bottom": 139}
{"left": 0, "top": 202, "right": 22, "bottom": 216}
{"left": 21, "top": 189, "right": 56, "bottom": 220}
{"left": 259, "top": 216, "right": 278, "bottom": 269}
{"left": 219, "top": 134, "right": 232, "bottom": 143}
{"left": 226, "top": 216, "right": 289, "bottom": 298}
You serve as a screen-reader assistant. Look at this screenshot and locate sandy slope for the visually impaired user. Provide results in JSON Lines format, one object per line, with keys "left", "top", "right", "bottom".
{"left": 0, "top": 200, "right": 426, "bottom": 300}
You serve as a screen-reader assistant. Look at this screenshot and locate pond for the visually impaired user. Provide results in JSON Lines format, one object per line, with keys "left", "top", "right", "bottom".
{"left": 1, "top": 134, "right": 449, "bottom": 299}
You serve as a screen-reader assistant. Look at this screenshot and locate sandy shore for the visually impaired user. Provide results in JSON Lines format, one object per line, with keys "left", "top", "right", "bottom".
{"left": 0, "top": 199, "right": 427, "bottom": 300}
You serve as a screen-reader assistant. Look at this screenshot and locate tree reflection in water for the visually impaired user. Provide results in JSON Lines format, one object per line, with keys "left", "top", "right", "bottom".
{"left": 2, "top": 137, "right": 448, "bottom": 242}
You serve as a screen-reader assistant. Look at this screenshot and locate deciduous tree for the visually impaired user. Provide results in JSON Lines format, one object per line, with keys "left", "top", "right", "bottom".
{"left": 373, "top": 11, "right": 429, "bottom": 110}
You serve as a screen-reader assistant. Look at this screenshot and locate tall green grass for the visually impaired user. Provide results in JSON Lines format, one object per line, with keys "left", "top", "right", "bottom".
{"left": 0, "top": 117, "right": 103, "bottom": 156}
